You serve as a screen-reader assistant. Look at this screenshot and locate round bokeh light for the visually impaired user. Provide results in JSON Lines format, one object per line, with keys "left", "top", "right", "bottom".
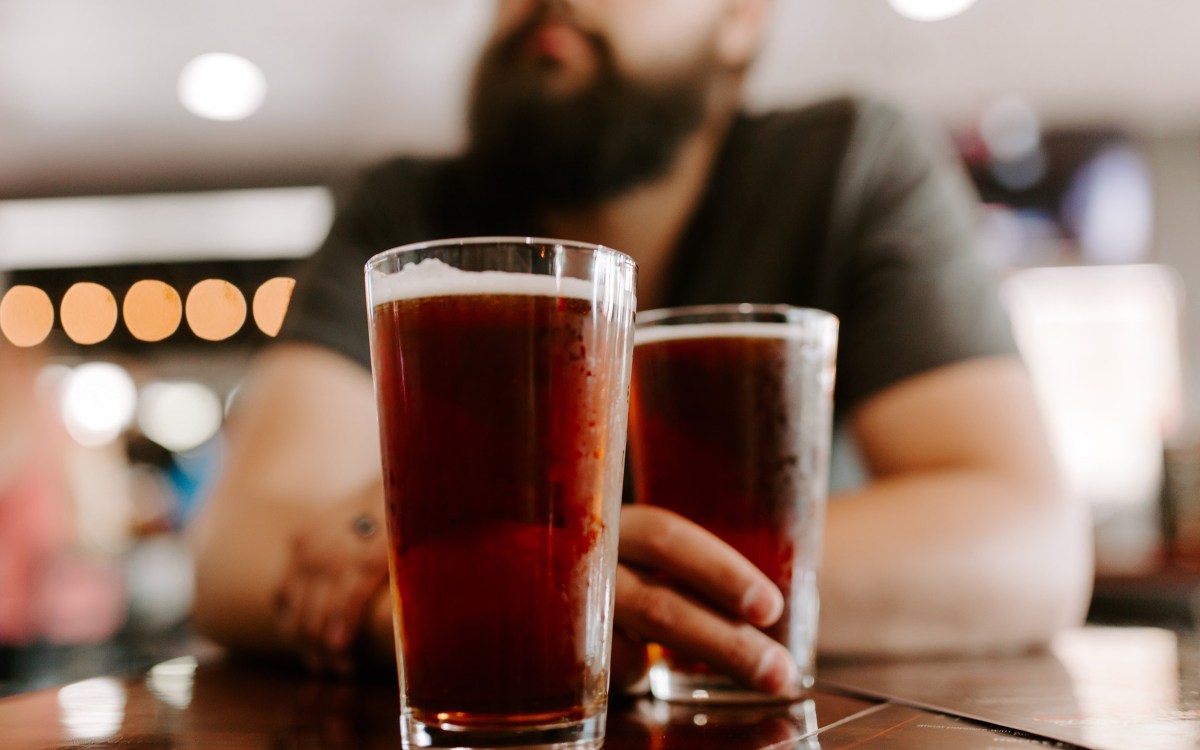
{"left": 887, "top": 0, "right": 977, "bottom": 22}
{"left": 0, "top": 285, "right": 55, "bottom": 347}
{"left": 178, "top": 53, "right": 267, "bottom": 121}
{"left": 138, "top": 381, "right": 224, "bottom": 453}
{"left": 60, "top": 362, "right": 138, "bottom": 446}
{"left": 124, "top": 280, "right": 183, "bottom": 342}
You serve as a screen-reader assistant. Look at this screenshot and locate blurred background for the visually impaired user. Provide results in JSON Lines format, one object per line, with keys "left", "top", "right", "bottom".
{"left": 2, "top": 0, "right": 1200, "bottom": 693}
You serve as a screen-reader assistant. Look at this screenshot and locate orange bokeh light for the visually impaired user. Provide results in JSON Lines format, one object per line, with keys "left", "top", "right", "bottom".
{"left": 61, "top": 282, "right": 118, "bottom": 345}
{"left": 123, "top": 280, "right": 182, "bottom": 342}
{"left": 186, "top": 279, "right": 246, "bottom": 341}
{"left": 252, "top": 277, "right": 296, "bottom": 337}
{"left": 0, "top": 285, "right": 55, "bottom": 347}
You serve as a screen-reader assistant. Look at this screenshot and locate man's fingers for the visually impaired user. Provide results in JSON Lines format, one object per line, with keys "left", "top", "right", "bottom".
{"left": 614, "top": 565, "right": 797, "bottom": 697}
{"left": 610, "top": 630, "right": 651, "bottom": 695}
{"left": 275, "top": 570, "right": 304, "bottom": 637}
{"left": 620, "top": 505, "right": 783, "bottom": 627}
{"left": 616, "top": 506, "right": 795, "bottom": 695}
{"left": 325, "top": 565, "right": 389, "bottom": 652}
{"left": 295, "top": 575, "right": 336, "bottom": 655}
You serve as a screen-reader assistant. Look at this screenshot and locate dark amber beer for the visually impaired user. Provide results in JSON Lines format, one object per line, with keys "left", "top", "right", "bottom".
{"left": 628, "top": 306, "right": 837, "bottom": 703}
{"left": 366, "top": 239, "right": 636, "bottom": 749}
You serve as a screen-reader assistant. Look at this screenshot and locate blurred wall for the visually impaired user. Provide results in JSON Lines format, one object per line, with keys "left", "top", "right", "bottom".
{"left": 1145, "top": 134, "right": 1200, "bottom": 429}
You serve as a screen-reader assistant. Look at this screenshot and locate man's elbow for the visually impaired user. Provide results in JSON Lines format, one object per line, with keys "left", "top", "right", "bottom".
{"left": 1019, "top": 480, "right": 1095, "bottom": 648}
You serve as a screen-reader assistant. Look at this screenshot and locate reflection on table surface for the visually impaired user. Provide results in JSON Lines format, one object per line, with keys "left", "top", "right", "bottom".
{"left": 823, "top": 625, "right": 1200, "bottom": 750}
{"left": 1, "top": 626, "right": 1195, "bottom": 749}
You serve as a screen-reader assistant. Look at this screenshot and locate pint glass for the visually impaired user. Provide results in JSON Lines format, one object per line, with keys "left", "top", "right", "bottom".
{"left": 365, "top": 237, "right": 637, "bottom": 748}
{"left": 628, "top": 304, "right": 838, "bottom": 703}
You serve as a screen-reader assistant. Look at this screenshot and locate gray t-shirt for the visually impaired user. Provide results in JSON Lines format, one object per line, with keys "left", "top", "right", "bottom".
{"left": 281, "top": 96, "right": 1015, "bottom": 415}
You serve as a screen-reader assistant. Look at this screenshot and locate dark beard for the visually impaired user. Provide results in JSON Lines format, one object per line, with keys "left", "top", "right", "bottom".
{"left": 465, "top": 17, "right": 716, "bottom": 209}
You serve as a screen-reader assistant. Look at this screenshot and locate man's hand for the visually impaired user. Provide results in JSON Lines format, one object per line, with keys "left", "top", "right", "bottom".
{"left": 272, "top": 475, "right": 798, "bottom": 695}
{"left": 275, "top": 482, "right": 390, "bottom": 674}
{"left": 612, "top": 505, "right": 797, "bottom": 696}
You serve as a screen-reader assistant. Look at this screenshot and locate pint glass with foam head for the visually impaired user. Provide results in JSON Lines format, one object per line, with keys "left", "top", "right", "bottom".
{"left": 629, "top": 304, "right": 838, "bottom": 703}
{"left": 365, "top": 237, "right": 637, "bottom": 749}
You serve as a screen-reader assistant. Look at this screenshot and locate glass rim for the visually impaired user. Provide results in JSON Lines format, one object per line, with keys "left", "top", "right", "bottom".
{"left": 365, "top": 235, "right": 635, "bottom": 274}
{"left": 636, "top": 303, "right": 838, "bottom": 328}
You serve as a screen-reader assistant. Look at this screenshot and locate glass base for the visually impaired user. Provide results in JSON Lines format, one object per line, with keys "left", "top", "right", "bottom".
{"left": 648, "top": 662, "right": 814, "bottom": 704}
{"left": 401, "top": 710, "right": 605, "bottom": 749}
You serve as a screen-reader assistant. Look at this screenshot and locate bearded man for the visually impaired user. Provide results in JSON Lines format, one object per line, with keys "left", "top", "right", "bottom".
{"left": 190, "top": 0, "right": 1091, "bottom": 696}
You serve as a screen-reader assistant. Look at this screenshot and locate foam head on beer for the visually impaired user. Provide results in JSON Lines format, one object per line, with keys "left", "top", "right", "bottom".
{"left": 371, "top": 258, "right": 595, "bottom": 304}
{"left": 634, "top": 321, "right": 816, "bottom": 345}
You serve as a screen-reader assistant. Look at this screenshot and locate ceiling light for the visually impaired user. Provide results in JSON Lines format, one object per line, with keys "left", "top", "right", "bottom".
{"left": 61, "top": 282, "right": 118, "bottom": 346}
{"left": 185, "top": 279, "right": 247, "bottom": 341}
{"left": 887, "top": 0, "right": 977, "bottom": 22}
{"left": 138, "top": 381, "right": 224, "bottom": 453}
{"left": 0, "top": 285, "right": 54, "bottom": 347}
{"left": 123, "top": 280, "right": 182, "bottom": 342}
{"left": 61, "top": 363, "right": 137, "bottom": 447}
{"left": 252, "top": 277, "right": 296, "bottom": 337}
{"left": 178, "top": 53, "right": 267, "bottom": 122}
{"left": 0, "top": 187, "right": 333, "bottom": 271}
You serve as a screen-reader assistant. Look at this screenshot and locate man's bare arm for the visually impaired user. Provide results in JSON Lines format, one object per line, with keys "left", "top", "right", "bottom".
{"left": 818, "top": 355, "right": 1093, "bottom": 656}
{"left": 189, "top": 344, "right": 384, "bottom": 657}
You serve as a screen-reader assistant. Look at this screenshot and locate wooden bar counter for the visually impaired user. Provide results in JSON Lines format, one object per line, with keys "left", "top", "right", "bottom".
{"left": 2, "top": 626, "right": 1196, "bottom": 749}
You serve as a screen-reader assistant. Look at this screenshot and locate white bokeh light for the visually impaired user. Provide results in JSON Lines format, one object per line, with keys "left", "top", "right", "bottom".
{"left": 1066, "top": 146, "right": 1155, "bottom": 265}
{"left": 887, "top": 0, "right": 977, "bottom": 22}
{"left": 138, "top": 381, "right": 224, "bottom": 453}
{"left": 60, "top": 363, "right": 137, "bottom": 447}
{"left": 980, "top": 95, "right": 1041, "bottom": 162}
{"left": 178, "top": 53, "right": 267, "bottom": 121}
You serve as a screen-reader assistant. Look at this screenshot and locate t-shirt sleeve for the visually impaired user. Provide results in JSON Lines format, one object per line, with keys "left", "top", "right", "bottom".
{"left": 277, "top": 160, "right": 436, "bottom": 369}
{"left": 827, "top": 99, "right": 1017, "bottom": 411}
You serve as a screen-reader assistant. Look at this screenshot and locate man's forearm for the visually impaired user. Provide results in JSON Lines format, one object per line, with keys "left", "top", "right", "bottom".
{"left": 817, "top": 469, "right": 1092, "bottom": 657}
{"left": 190, "top": 495, "right": 295, "bottom": 655}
